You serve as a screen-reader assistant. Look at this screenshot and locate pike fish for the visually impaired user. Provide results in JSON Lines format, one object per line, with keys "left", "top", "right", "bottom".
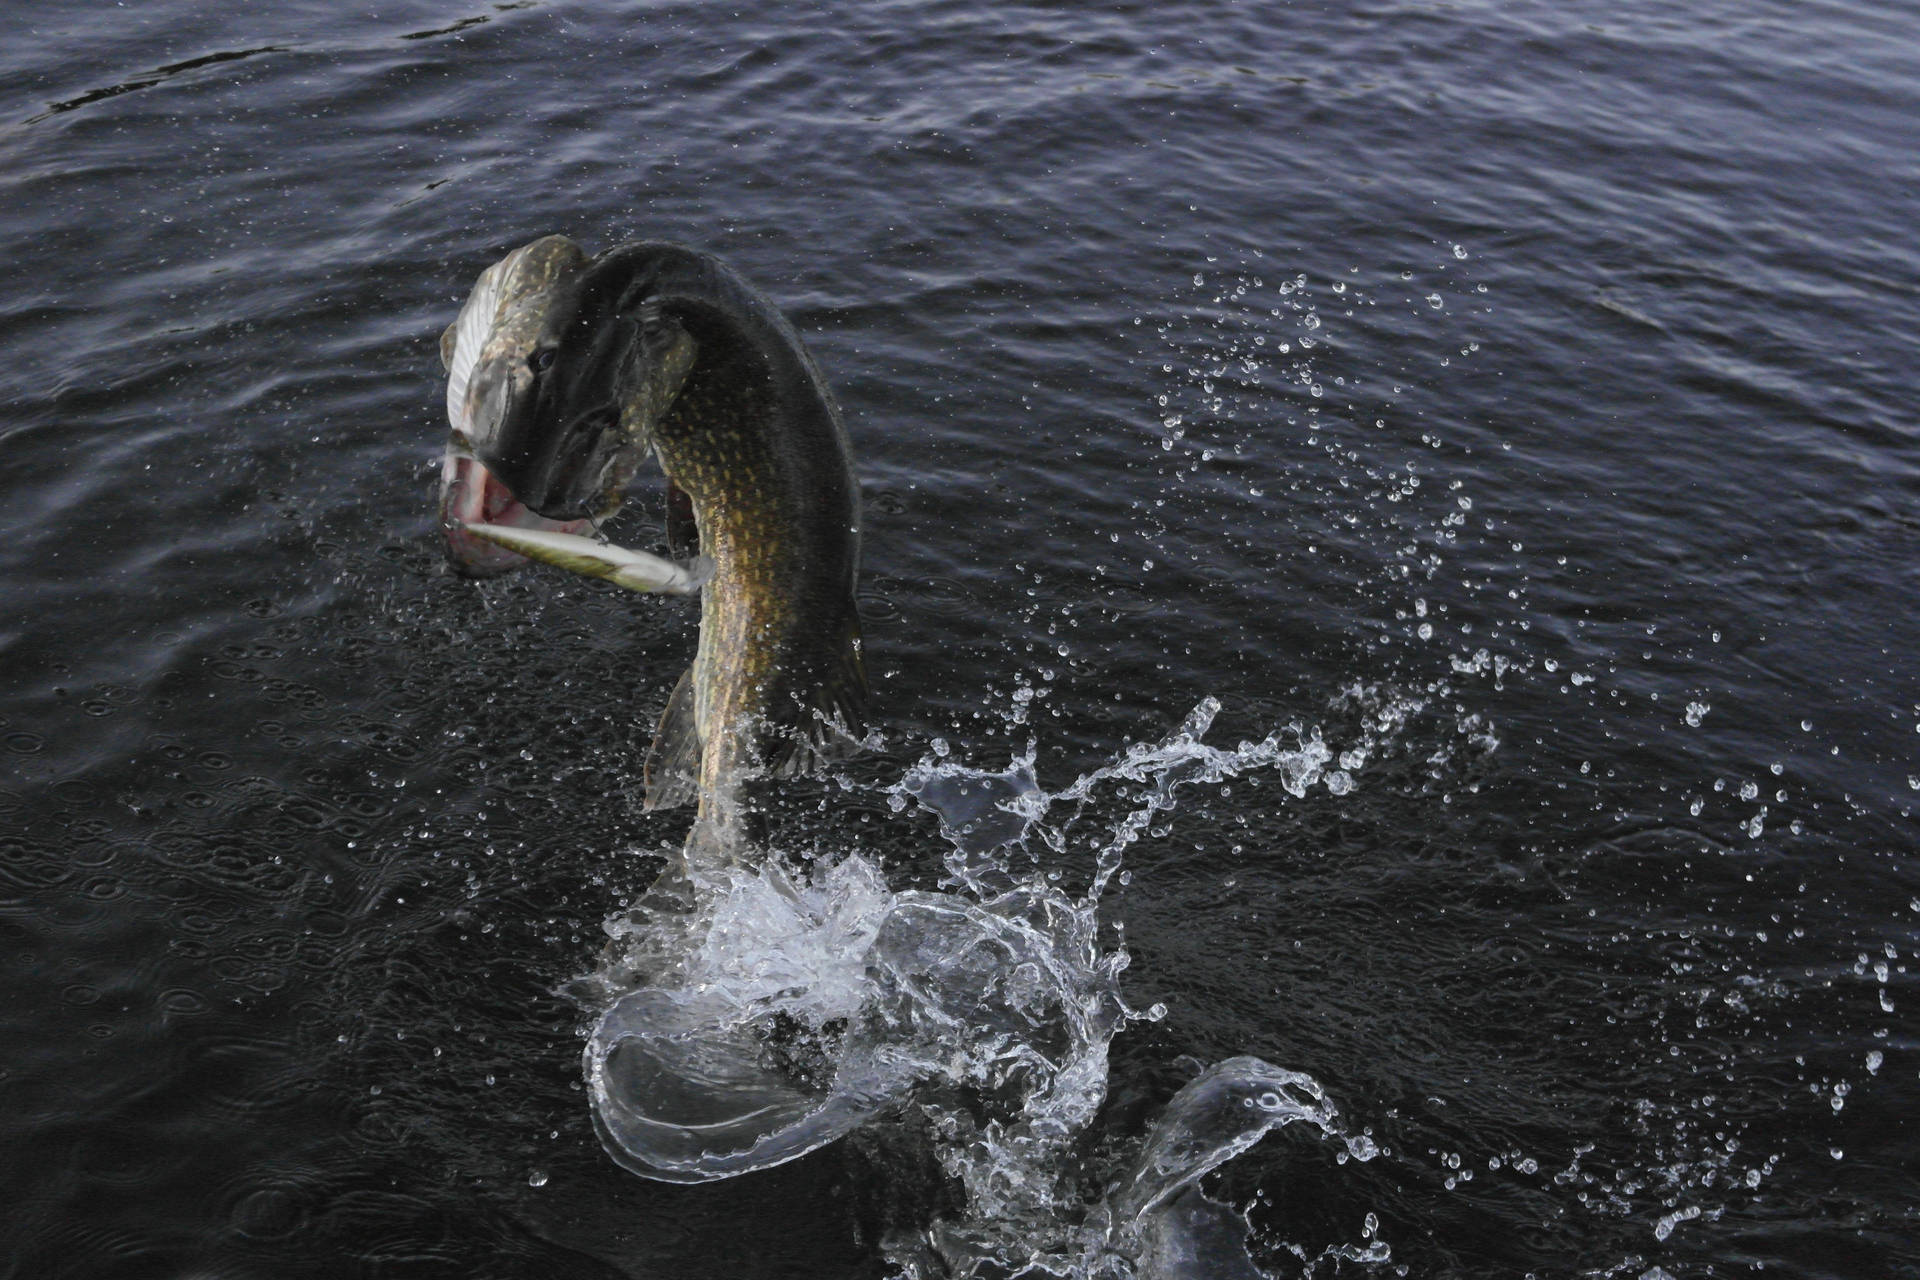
{"left": 437, "top": 237, "right": 868, "bottom": 841}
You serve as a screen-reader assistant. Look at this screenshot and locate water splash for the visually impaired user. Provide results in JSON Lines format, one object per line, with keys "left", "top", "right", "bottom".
{"left": 585, "top": 854, "right": 897, "bottom": 1182}
{"left": 581, "top": 699, "right": 1388, "bottom": 1275}
{"left": 1090, "top": 1058, "right": 1383, "bottom": 1280}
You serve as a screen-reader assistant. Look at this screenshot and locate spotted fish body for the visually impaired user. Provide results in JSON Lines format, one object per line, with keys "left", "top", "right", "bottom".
{"left": 611, "top": 246, "right": 866, "bottom": 818}
{"left": 441, "top": 239, "right": 867, "bottom": 845}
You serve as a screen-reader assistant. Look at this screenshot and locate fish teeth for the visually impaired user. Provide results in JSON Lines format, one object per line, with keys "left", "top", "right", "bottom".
{"left": 459, "top": 523, "right": 710, "bottom": 595}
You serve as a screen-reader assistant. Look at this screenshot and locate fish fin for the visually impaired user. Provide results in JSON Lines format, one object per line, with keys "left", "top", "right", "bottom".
{"left": 644, "top": 666, "right": 702, "bottom": 810}
{"left": 665, "top": 481, "right": 698, "bottom": 561}
{"left": 765, "top": 613, "right": 871, "bottom": 780}
{"left": 439, "top": 320, "right": 459, "bottom": 372}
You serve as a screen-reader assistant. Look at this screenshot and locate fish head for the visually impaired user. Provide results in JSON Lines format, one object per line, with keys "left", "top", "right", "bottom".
{"left": 439, "top": 235, "right": 603, "bottom": 575}
{"left": 463, "top": 253, "right": 697, "bottom": 527}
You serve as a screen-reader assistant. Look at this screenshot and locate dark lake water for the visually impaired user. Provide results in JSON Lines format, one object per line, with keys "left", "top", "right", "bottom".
{"left": 3, "top": 1, "right": 1917, "bottom": 1276}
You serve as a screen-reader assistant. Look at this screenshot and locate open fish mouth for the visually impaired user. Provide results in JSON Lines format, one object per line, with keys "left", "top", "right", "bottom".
{"left": 438, "top": 442, "right": 595, "bottom": 577}
{"left": 441, "top": 433, "right": 707, "bottom": 594}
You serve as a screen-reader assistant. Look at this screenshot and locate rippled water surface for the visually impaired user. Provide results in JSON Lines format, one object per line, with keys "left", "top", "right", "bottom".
{"left": 3, "top": 1, "right": 1917, "bottom": 1276}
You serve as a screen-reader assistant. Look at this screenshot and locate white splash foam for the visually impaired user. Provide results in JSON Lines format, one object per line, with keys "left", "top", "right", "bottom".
{"left": 582, "top": 700, "right": 1390, "bottom": 1275}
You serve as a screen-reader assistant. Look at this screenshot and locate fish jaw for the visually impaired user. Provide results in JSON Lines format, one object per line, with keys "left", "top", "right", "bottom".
{"left": 438, "top": 447, "right": 594, "bottom": 577}
{"left": 470, "top": 308, "right": 696, "bottom": 524}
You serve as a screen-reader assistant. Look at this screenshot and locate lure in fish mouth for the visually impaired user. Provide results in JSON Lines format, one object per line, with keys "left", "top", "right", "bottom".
{"left": 436, "top": 236, "right": 868, "bottom": 820}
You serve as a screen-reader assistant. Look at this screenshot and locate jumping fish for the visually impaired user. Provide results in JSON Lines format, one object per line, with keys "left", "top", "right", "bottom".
{"left": 438, "top": 237, "right": 868, "bottom": 846}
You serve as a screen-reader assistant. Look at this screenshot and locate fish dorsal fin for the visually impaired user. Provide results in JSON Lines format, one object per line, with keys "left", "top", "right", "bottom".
{"left": 763, "top": 613, "right": 870, "bottom": 780}
{"left": 643, "top": 665, "right": 703, "bottom": 811}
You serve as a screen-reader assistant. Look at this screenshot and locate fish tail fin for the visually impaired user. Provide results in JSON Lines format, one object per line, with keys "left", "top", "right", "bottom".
{"left": 643, "top": 666, "right": 702, "bottom": 810}
{"left": 766, "top": 611, "right": 871, "bottom": 780}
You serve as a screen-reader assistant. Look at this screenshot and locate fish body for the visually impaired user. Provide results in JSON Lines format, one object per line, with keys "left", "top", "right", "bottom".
{"left": 440, "top": 239, "right": 867, "bottom": 842}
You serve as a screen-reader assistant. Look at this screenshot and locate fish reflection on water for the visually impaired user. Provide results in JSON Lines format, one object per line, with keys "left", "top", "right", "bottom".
{"left": 435, "top": 239, "right": 1378, "bottom": 1274}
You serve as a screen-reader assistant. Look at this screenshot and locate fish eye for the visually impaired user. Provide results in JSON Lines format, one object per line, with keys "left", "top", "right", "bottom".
{"left": 529, "top": 349, "right": 557, "bottom": 373}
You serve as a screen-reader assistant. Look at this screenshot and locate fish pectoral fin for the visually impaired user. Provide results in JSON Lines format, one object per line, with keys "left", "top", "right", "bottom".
{"left": 457, "top": 523, "right": 710, "bottom": 595}
{"left": 643, "top": 666, "right": 702, "bottom": 811}
{"left": 763, "top": 613, "right": 872, "bottom": 780}
{"left": 439, "top": 320, "right": 459, "bottom": 373}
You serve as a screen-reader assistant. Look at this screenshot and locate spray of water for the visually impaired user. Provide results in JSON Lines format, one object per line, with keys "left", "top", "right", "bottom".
{"left": 580, "top": 698, "right": 1391, "bottom": 1277}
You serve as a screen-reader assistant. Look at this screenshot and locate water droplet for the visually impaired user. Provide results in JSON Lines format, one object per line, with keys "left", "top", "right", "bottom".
{"left": 528, "top": 1170, "right": 548, "bottom": 1187}
{"left": 1653, "top": 1205, "right": 1701, "bottom": 1241}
